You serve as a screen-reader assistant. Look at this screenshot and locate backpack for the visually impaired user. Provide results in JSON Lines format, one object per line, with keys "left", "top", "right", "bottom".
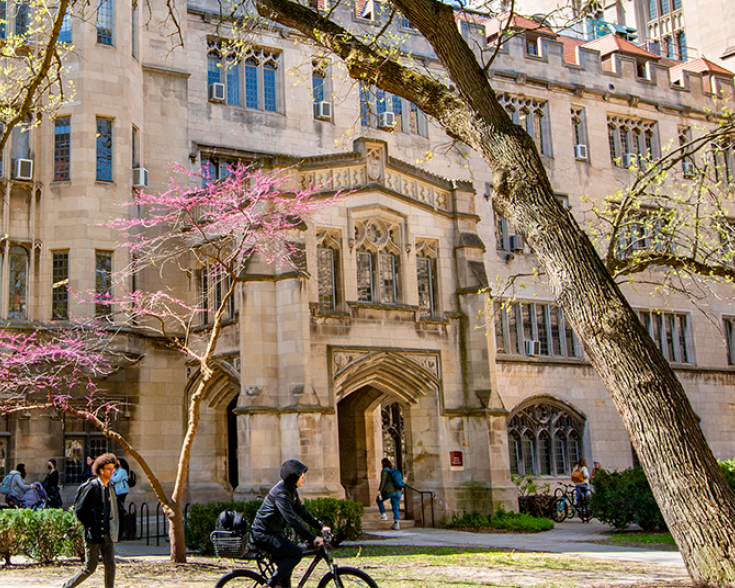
{"left": 0, "top": 472, "right": 15, "bottom": 496}
{"left": 73, "top": 479, "right": 95, "bottom": 522}
{"left": 389, "top": 468, "right": 406, "bottom": 489}
{"left": 215, "top": 509, "right": 248, "bottom": 536}
{"left": 571, "top": 469, "right": 585, "bottom": 484}
{"left": 127, "top": 469, "right": 137, "bottom": 488}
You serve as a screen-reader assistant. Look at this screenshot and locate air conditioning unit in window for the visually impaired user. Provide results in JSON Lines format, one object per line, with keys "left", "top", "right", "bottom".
{"left": 623, "top": 153, "right": 639, "bottom": 169}
{"left": 509, "top": 234, "right": 525, "bottom": 252}
{"left": 208, "top": 82, "right": 226, "bottom": 103}
{"left": 13, "top": 158, "right": 33, "bottom": 181}
{"left": 377, "top": 111, "right": 396, "bottom": 130}
{"left": 525, "top": 340, "right": 541, "bottom": 356}
{"left": 683, "top": 159, "right": 696, "bottom": 178}
{"left": 574, "top": 144, "right": 588, "bottom": 161}
{"left": 132, "top": 167, "right": 149, "bottom": 189}
{"left": 313, "top": 101, "right": 332, "bottom": 120}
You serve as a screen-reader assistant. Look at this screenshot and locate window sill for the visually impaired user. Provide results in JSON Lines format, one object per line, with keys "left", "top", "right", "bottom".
{"left": 496, "top": 354, "right": 588, "bottom": 365}
{"left": 348, "top": 301, "right": 417, "bottom": 312}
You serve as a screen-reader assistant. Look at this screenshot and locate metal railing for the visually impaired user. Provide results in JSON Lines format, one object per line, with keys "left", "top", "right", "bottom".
{"left": 404, "top": 484, "right": 435, "bottom": 528}
{"left": 125, "top": 501, "right": 190, "bottom": 546}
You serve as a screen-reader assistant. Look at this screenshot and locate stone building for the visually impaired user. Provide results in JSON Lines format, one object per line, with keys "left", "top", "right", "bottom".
{"left": 1, "top": 0, "right": 734, "bottom": 522}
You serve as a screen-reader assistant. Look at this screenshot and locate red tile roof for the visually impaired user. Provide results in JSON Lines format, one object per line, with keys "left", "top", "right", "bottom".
{"left": 582, "top": 34, "right": 660, "bottom": 61}
{"left": 670, "top": 57, "right": 735, "bottom": 77}
{"left": 485, "top": 12, "right": 557, "bottom": 39}
{"left": 558, "top": 35, "right": 587, "bottom": 65}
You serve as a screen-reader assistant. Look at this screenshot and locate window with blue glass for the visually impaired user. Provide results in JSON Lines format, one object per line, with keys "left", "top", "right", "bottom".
{"left": 96, "top": 118, "right": 113, "bottom": 181}
{"left": 0, "top": 1, "right": 6, "bottom": 39}
{"left": 359, "top": 83, "right": 428, "bottom": 136}
{"left": 15, "top": 0, "right": 31, "bottom": 37}
{"left": 58, "top": 10, "right": 71, "bottom": 43}
{"left": 54, "top": 117, "right": 71, "bottom": 181}
{"left": 312, "top": 59, "right": 328, "bottom": 103}
{"left": 208, "top": 41, "right": 280, "bottom": 112}
{"left": 96, "top": 0, "right": 113, "bottom": 45}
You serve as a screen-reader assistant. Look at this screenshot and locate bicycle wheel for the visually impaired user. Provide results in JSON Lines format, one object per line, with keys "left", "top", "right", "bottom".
{"left": 214, "top": 569, "right": 267, "bottom": 588}
{"left": 317, "top": 566, "right": 379, "bottom": 588}
{"left": 551, "top": 497, "right": 568, "bottom": 522}
{"left": 578, "top": 495, "right": 593, "bottom": 523}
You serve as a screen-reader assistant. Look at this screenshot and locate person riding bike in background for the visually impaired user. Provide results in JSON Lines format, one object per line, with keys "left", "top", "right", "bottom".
{"left": 250, "top": 460, "right": 331, "bottom": 588}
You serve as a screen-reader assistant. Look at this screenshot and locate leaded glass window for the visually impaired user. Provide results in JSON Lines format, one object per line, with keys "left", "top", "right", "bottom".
{"left": 96, "top": 0, "right": 113, "bottom": 45}
{"left": 95, "top": 250, "right": 113, "bottom": 319}
{"left": 507, "top": 401, "right": 586, "bottom": 476}
{"left": 8, "top": 246, "right": 28, "bottom": 320}
{"left": 54, "top": 117, "right": 71, "bottom": 181}
{"left": 52, "top": 250, "right": 69, "bottom": 320}
{"left": 96, "top": 118, "right": 113, "bottom": 181}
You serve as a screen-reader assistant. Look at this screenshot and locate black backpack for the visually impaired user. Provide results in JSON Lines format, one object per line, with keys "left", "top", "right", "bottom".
{"left": 73, "top": 478, "right": 95, "bottom": 522}
{"left": 127, "top": 469, "right": 137, "bottom": 488}
{"left": 215, "top": 509, "right": 248, "bottom": 536}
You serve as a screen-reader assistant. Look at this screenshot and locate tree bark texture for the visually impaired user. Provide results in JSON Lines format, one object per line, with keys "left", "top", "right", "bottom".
{"left": 253, "top": 0, "right": 735, "bottom": 584}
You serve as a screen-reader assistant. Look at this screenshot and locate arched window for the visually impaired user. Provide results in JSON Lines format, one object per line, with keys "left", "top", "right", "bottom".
{"left": 507, "top": 400, "right": 585, "bottom": 476}
{"left": 8, "top": 246, "right": 29, "bottom": 320}
{"left": 354, "top": 218, "right": 401, "bottom": 305}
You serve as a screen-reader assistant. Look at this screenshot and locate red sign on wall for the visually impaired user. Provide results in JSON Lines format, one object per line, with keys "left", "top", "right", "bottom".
{"left": 450, "top": 451, "right": 463, "bottom": 467}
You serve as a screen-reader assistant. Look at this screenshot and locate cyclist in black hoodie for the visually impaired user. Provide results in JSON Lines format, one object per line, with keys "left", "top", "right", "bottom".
{"left": 251, "top": 460, "right": 330, "bottom": 588}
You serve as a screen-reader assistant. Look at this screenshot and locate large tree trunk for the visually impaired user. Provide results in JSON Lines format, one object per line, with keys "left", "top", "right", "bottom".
{"left": 254, "top": 0, "right": 735, "bottom": 584}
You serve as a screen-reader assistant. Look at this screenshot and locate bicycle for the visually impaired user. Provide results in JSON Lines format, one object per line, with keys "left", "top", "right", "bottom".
{"left": 551, "top": 483, "right": 593, "bottom": 523}
{"left": 212, "top": 530, "right": 379, "bottom": 588}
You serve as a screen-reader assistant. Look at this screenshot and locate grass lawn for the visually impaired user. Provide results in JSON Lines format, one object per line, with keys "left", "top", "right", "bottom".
{"left": 607, "top": 532, "right": 677, "bottom": 549}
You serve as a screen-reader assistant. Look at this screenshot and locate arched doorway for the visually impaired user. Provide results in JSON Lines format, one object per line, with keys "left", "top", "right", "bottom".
{"left": 332, "top": 349, "right": 440, "bottom": 506}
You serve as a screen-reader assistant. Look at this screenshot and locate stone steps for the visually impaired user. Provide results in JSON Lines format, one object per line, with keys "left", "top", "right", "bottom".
{"left": 362, "top": 506, "right": 415, "bottom": 531}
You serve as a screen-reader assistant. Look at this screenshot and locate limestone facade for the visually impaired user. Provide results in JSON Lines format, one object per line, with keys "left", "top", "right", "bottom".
{"left": 1, "top": 1, "right": 734, "bottom": 521}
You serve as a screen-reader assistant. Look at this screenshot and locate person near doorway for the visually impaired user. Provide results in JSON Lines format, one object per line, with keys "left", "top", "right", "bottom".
{"left": 43, "top": 458, "right": 63, "bottom": 508}
{"left": 110, "top": 459, "right": 130, "bottom": 513}
{"left": 376, "top": 458, "right": 402, "bottom": 530}
{"left": 64, "top": 453, "right": 120, "bottom": 588}
{"left": 250, "top": 459, "right": 331, "bottom": 588}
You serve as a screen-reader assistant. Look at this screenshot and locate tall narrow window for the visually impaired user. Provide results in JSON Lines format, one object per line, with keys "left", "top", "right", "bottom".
{"left": 226, "top": 54, "right": 241, "bottom": 106}
{"left": 0, "top": 1, "right": 6, "bottom": 39}
{"left": 54, "top": 117, "right": 71, "bottom": 181}
{"left": 59, "top": 9, "right": 72, "bottom": 43}
{"left": 95, "top": 250, "right": 113, "bottom": 319}
{"left": 378, "top": 253, "right": 397, "bottom": 304}
{"left": 416, "top": 256, "right": 437, "bottom": 318}
{"left": 131, "top": 2, "right": 137, "bottom": 57}
{"left": 96, "top": 118, "right": 113, "bottom": 181}
{"left": 317, "top": 246, "right": 336, "bottom": 312}
{"left": 52, "top": 250, "right": 69, "bottom": 320}
{"left": 356, "top": 250, "right": 373, "bottom": 303}
{"left": 312, "top": 62, "right": 326, "bottom": 103}
{"left": 725, "top": 318, "right": 735, "bottom": 366}
{"left": 8, "top": 246, "right": 29, "bottom": 320}
{"left": 132, "top": 126, "right": 139, "bottom": 168}
{"left": 15, "top": 0, "right": 31, "bottom": 37}
{"left": 637, "top": 310, "right": 693, "bottom": 363}
{"left": 97, "top": 0, "right": 113, "bottom": 45}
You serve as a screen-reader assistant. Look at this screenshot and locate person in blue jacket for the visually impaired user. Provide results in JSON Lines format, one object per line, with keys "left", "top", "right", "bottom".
{"left": 110, "top": 458, "right": 130, "bottom": 513}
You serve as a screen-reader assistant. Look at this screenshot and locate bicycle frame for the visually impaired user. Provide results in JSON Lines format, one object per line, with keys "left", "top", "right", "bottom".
{"left": 254, "top": 540, "right": 342, "bottom": 588}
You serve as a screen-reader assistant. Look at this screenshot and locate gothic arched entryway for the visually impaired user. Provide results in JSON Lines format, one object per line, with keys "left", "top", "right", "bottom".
{"left": 332, "top": 349, "right": 440, "bottom": 505}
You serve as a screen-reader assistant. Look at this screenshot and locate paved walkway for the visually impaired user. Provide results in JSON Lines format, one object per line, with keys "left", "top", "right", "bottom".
{"left": 108, "top": 519, "right": 684, "bottom": 568}
{"left": 349, "top": 519, "right": 685, "bottom": 567}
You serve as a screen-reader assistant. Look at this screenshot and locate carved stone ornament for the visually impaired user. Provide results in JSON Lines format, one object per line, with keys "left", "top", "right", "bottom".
{"left": 366, "top": 146, "right": 383, "bottom": 182}
{"left": 243, "top": 386, "right": 263, "bottom": 397}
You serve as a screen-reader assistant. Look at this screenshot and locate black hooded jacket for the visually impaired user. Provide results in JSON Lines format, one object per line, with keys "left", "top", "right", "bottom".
{"left": 251, "top": 460, "right": 324, "bottom": 542}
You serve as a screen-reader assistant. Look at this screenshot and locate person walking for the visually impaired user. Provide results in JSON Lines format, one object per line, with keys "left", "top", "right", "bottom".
{"left": 63, "top": 453, "right": 120, "bottom": 588}
{"left": 250, "top": 460, "right": 330, "bottom": 588}
{"left": 6, "top": 464, "right": 32, "bottom": 508}
{"left": 42, "top": 458, "right": 63, "bottom": 508}
{"left": 110, "top": 459, "right": 130, "bottom": 513}
{"left": 376, "top": 458, "right": 402, "bottom": 530}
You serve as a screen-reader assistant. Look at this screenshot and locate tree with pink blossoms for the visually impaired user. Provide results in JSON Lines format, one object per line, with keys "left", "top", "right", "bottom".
{"left": 0, "top": 163, "right": 333, "bottom": 563}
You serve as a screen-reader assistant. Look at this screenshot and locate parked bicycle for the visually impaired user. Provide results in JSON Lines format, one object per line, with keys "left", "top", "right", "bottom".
{"left": 551, "top": 483, "right": 593, "bottom": 523}
{"left": 212, "top": 530, "right": 379, "bottom": 588}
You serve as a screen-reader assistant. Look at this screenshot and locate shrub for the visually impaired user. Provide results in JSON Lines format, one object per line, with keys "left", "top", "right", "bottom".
{"left": 446, "top": 509, "right": 552, "bottom": 533}
{"left": 719, "top": 460, "right": 735, "bottom": 492}
{"left": 490, "top": 508, "right": 554, "bottom": 533}
{"left": 303, "top": 497, "right": 363, "bottom": 545}
{"left": 512, "top": 474, "right": 554, "bottom": 519}
{"left": 185, "top": 497, "right": 363, "bottom": 554}
{"left": 591, "top": 468, "right": 666, "bottom": 532}
{"left": 0, "top": 508, "right": 82, "bottom": 565}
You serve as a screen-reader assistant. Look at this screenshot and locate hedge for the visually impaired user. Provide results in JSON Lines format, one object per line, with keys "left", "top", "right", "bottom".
{"left": 446, "top": 508, "right": 553, "bottom": 533}
{"left": 0, "top": 509, "right": 83, "bottom": 565}
{"left": 185, "top": 497, "right": 364, "bottom": 555}
{"left": 591, "top": 461, "right": 735, "bottom": 532}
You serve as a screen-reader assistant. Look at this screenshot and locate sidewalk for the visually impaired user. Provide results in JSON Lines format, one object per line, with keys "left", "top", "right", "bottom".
{"left": 348, "top": 519, "right": 686, "bottom": 567}
{"left": 13, "top": 520, "right": 684, "bottom": 567}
